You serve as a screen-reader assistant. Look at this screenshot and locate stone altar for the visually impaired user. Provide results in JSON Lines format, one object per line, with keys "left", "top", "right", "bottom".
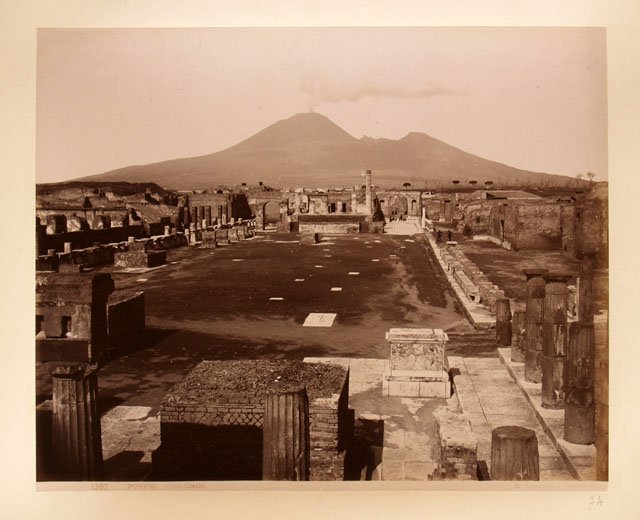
{"left": 382, "top": 328, "right": 451, "bottom": 398}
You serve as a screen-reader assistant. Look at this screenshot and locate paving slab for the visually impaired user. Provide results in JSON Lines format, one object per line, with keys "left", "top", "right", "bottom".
{"left": 449, "top": 355, "right": 575, "bottom": 481}
{"left": 497, "top": 348, "right": 597, "bottom": 481}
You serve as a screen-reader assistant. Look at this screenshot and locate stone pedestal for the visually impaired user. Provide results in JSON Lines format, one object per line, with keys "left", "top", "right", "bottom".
{"left": 51, "top": 364, "right": 103, "bottom": 480}
{"left": 383, "top": 328, "right": 450, "bottom": 398}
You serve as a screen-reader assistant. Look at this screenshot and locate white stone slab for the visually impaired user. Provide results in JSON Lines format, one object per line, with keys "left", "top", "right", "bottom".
{"left": 331, "top": 287, "right": 342, "bottom": 292}
{"left": 295, "top": 278, "right": 305, "bottom": 282}
{"left": 314, "top": 265, "right": 324, "bottom": 268}
{"left": 269, "top": 297, "right": 284, "bottom": 301}
{"left": 323, "top": 248, "right": 331, "bottom": 251}
{"left": 404, "top": 239, "right": 415, "bottom": 243}
{"left": 232, "top": 259, "right": 244, "bottom": 262}
{"left": 348, "top": 272, "right": 360, "bottom": 275}
{"left": 372, "top": 259, "right": 380, "bottom": 262}
{"left": 374, "top": 240, "right": 381, "bottom": 243}
{"left": 303, "top": 313, "right": 337, "bottom": 327}
{"left": 324, "top": 254, "right": 332, "bottom": 258}
{"left": 136, "top": 278, "right": 148, "bottom": 282}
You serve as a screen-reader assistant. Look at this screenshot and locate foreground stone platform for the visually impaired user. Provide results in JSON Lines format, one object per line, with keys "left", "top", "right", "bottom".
{"left": 152, "top": 360, "right": 350, "bottom": 480}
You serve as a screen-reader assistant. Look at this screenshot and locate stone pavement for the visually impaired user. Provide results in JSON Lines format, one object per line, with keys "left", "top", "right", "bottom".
{"left": 448, "top": 355, "right": 575, "bottom": 480}
{"left": 497, "top": 348, "right": 597, "bottom": 480}
{"left": 305, "top": 357, "right": 445, "bottom": 481}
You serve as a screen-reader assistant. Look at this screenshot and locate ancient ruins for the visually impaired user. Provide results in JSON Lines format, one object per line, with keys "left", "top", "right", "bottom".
{"left": 35, "top": 171, "right": 608, "bottom": 483}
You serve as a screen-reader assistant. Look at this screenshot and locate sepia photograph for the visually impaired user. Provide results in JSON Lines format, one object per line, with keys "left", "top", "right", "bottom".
{"left": 32, "top": 25, "right": 610, "bottom": 486}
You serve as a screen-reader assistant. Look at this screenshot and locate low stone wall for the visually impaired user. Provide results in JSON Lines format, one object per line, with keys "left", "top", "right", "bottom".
{"left": 152, "top": 360, "right": 350, "bottom": 481}
{"left": 38, "top": 225, "right": 147, "bottom": 253}
{"left": 439, "top": 244, "right": 504, "bottom": 312}
{"left": 114, "top": 250, "right": 166, "bottom": 269}
{"left": 431, "top": 412, "right": 478, "bottom": 480}
{"left": 299, "top": 221, "right": 360, "bottom": 235}
{"left": 300, "top": 232, "right": 320, "bottom": 245}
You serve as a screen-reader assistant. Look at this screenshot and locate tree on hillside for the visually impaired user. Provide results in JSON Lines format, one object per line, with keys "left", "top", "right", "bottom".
{"left": 586, "top": 172, "right": 596, "bottom": 187}
{"left": 452, "top": 180, "right": 460, "bottom": 186}
{"left": 484, "top": 181, "right": 494, "bottom": 188}
{"left": 575, "top": 173, "right": 583, "bottom": 188}
{"left": 403, "top": 182, "right": 411, "bottom": 188}
{"left": 469, "top": 180, "right": 478, "bottom": 186}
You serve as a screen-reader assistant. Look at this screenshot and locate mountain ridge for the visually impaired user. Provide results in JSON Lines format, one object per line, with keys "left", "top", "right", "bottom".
{"left": 76, "top": 112, "right": 572, "bottom": 189}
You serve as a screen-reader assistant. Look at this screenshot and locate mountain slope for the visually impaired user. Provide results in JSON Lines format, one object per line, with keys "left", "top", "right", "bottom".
{"left": 77, "top": 112, "right": 571, "bottom": 189}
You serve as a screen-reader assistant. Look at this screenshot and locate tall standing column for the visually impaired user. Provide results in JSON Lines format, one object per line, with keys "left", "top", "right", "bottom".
{"left": 523, "top": 269, "right": 547, "bottom": 383}
{"left": 365, "top": 170, "right": 372, "bottom": 214}
{"left": 351, "top": 187, "right": 358, "bottom": 214}
{"left": 564, "top": 321, "right": 595, "bottom": 444}
{"left": 51, "top": 365, "right": 103, "bottom": 480}
{"left": 294, "top": 191, "right": 301, "bottom": 214}
{"left": 578, "top": 256, "right": 594, "bottom": 322}
{"left": 541, "top": 272, "right": 571, "bottom": 409}
{"left": 205, "top": 206, "right": 212, "bottom": 228}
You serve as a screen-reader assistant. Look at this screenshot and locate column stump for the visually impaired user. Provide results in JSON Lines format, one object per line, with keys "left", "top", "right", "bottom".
{"left": 490, "top": 426, "right": 539, "bottom": 481}
{"left": 263, "top": 388, "right": 310, "bottom": 481}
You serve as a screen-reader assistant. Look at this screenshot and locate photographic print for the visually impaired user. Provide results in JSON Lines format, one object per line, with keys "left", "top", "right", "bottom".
{"left": 34, "top": 26, "right": 608, "bottom": 486}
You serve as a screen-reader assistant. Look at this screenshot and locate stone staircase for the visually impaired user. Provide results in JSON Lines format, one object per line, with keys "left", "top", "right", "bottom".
{"left": 383, "top": 219, "right": 422, "bottom": 235}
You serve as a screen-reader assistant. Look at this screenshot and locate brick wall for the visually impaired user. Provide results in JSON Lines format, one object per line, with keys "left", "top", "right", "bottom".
{"left": 431, "top": 413, "right": 478, "bottom": 480}
{"left": 152, "top": 360, "right": 350, "bottom": 481}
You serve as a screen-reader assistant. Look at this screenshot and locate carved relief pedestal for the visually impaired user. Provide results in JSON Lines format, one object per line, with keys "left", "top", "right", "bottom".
{"left": 382, "top": 328, "right": 451, "bottom": 398}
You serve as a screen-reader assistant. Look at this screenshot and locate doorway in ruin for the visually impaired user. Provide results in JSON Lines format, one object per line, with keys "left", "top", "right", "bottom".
{"left": 387, "top": 194, "right": 409, "bottom": 220}
{"left": 262, "top": 200, "right": 281, "bottom": 230}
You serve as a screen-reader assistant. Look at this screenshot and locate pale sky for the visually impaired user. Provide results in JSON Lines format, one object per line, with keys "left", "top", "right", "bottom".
{"left": 36, "top": 27, "right": 607, "bottom": 183}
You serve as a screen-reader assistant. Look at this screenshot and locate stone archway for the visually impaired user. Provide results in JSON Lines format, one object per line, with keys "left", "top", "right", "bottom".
{"left": 388, "top": 194, "right": 409, "bottom": 220}
{"left": 262, "top": 200, "right": 281, "bottom": 230}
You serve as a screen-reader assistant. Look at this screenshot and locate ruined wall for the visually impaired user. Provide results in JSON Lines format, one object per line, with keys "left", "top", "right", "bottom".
{"left": 38, "top": 225, "right": 147, "bottom": 253}
{"left": 487, "top": 201, "right": 566, "bottom": 251}
{"left": 575, "top": 198, "right": 608, "bottom": 265}
{"left": 458, "top": 201, "right": 495, "bottom": 235}
{"left": 35, "top": 273, "right": 114, "bottom": 363}
{"left": 107, "top": 291, "right": 145, "bottom": 356}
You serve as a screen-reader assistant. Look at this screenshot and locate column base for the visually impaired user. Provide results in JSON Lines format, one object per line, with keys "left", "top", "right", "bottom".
{"left": 382, "top": 370, "right": 451, "bottom": 398}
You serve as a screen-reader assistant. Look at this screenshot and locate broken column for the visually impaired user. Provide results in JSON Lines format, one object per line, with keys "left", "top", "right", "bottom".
{"left": 205, "top": 206, "right": 212, "bottom": 228}
{"left": 294, "top": 190, "right": 302, "bottom": 214}
{"left": 541, "top": 272, "right": 571, "bottom": 409}
{"left": 511, "top": 306, "right": 527, "bottom": 363}
{"left": 63, "top": 242, "right": 72, "bottom": 254}
{"left": 594, "top": 312, "right": 608, "bottom": 480}
{"left": 383, "top": 328, "right": 450, "bottom": 398}
{"left": 495, "top": 298, "right": 512, "bottom": 346}
{"left": 51, "top": 364, "right": 103, "bottom": 480}
{"left": 262, "top": 388, "right": 310, "bottom": 481}
{"left": 523, "top": 269, "right": 547, "bottom": 383}
{"left": 578, "top": 256, "right": 595, "bottom": 322}
{"left": 365, "top": 170, "right": 372, "bottom": 214}
{"left": 564, "top": 321, "right": 596, "bottom": 444}
{"left": 189, "top": 206, "right": 200, "bottom": 230}
{"left": 164, "top": 225, "right": 170, "bottom": 236}
{"left": 490, "top": 426, "right": 539, "bottom": 480}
